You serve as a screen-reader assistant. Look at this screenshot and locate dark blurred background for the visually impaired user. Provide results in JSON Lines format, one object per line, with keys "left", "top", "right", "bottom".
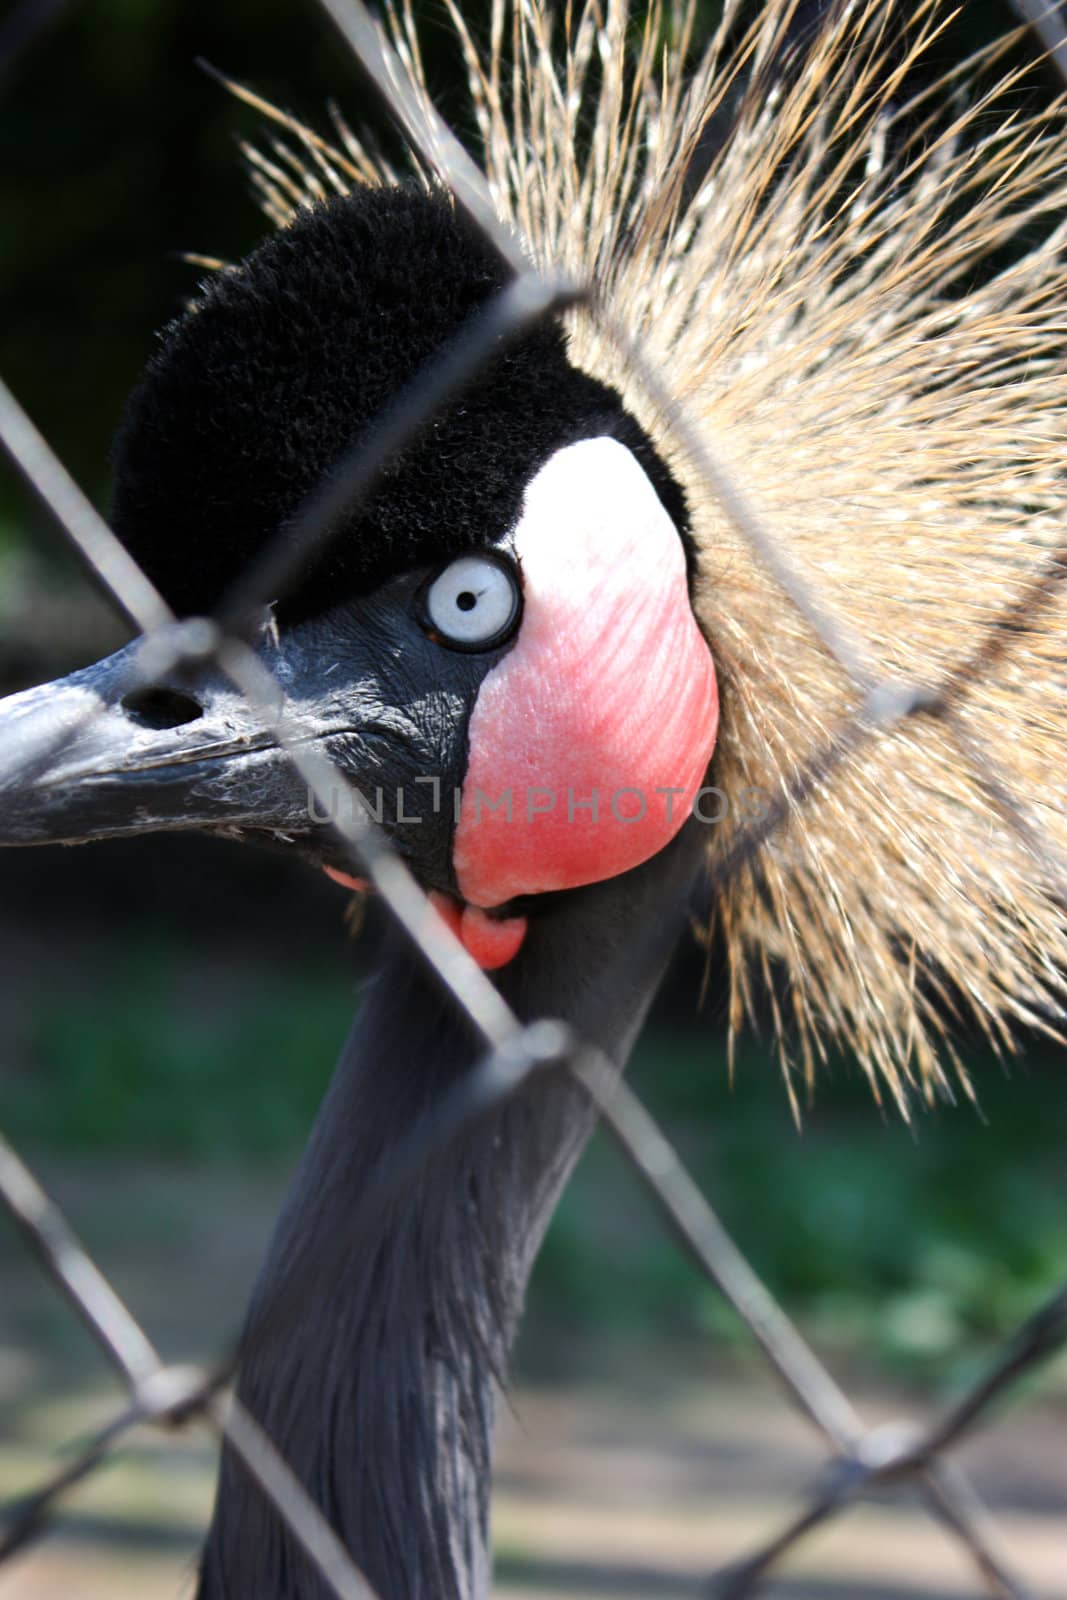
{"left": 0, "top": 3, "right": 1065, "bottom": 1596}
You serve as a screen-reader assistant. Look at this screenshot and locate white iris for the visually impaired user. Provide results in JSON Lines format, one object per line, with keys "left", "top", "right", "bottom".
{"left": 424, "top": 555, "right": 520, "bottom": 648}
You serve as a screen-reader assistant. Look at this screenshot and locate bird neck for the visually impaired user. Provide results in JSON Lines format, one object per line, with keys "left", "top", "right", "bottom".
{"left": 197, "top": 820, "right": 704, "bottom": 1600}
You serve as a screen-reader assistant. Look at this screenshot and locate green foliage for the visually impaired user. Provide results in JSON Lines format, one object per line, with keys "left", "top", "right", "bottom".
{"left": 4, "top": 936, "right": 349, "bottom": 1160}
{"left": 531, "top": 1031, "right": 1067, "bottom": 1379}
{"left": 4, "top": 933, "right": 1064, "bottom": 1378}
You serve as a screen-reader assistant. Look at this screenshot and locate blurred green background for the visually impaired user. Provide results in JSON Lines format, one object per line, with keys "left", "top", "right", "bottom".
{"left": 4, "top": 895, "right": 1067, "bottom": 1381}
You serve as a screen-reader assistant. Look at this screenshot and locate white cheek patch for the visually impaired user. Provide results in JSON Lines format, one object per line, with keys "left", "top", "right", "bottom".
{"left": 454, "top": 436, "right": 719, "bottom": 908}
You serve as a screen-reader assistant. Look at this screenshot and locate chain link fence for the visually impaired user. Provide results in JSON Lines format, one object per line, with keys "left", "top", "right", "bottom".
{"left": 1, "top": 0, "right": 1066, "bottom": 1596}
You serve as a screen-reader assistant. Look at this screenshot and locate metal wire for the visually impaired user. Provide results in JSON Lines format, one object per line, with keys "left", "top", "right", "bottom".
{"left": 1, "top": 2, "right": 1066, "bottom": 1598}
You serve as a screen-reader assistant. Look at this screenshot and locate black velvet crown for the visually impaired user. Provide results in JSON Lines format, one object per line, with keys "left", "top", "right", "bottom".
{"left": 111, "top": 184, "right": 687, "bottom": 623}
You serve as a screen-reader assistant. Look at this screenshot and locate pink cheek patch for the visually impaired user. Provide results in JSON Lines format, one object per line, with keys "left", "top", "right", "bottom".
{"left": 454, "top": 437, "right": 719, "bottom": 910}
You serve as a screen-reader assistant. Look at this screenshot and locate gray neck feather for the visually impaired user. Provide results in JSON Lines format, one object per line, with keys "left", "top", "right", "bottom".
{"left": 197, "top": 823, "right": 703, "bottom": 1599}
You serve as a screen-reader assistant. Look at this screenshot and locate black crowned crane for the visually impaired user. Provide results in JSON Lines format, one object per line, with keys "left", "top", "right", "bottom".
{"left": 3, "top": 1, "right": 1067, "bottom": 1596}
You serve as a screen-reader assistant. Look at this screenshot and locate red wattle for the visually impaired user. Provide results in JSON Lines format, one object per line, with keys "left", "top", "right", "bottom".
{"left": 323, "top": 877, "right": 526, "bottom": 972}
{"left": 460, "top": 905, "right": 528, "bottom": 969}
{"left": 429, "top": 890, "right": 527, "bottom": 970}
{"left": 428, "top": 889, "right": 464, "bottom": 940}
{"left": 454, "top": 438, "right": 719, "bottom": 909}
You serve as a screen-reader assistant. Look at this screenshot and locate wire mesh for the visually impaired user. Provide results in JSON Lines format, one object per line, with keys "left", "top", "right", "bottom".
{"left": 1, "top": 1, "right": 1066, "bottom": 1597}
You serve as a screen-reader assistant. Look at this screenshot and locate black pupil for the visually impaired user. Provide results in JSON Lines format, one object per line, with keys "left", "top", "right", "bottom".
{"left": 456, "top": 591, "right": 477, "bottom": 612}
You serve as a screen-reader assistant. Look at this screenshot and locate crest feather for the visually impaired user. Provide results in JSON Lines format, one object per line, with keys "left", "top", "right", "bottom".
{"left": 230, "top": 0, "right": 1067, "bottom": 1111}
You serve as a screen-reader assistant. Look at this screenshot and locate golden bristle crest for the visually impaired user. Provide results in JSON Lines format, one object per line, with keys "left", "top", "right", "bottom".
{"left": 234, "top": 0, "right": 1067, "bottom": 1111}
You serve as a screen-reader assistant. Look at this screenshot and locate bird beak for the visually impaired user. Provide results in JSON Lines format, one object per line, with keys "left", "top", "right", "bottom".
{"left": 0, "top": 635, "right": 313, "bottom": 849}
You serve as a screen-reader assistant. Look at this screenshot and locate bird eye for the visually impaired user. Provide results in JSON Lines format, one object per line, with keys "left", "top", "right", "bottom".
{"left": 420, "top": 554, "right": 521, "bottom": 651}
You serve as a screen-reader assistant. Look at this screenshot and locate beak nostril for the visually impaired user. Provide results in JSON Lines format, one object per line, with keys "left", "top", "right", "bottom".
{"left": 121, "top": 686, "right": 204, "bottom": 731}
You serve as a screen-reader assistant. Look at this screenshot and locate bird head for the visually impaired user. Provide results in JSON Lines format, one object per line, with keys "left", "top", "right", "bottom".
{"left": 0, "top": 186, "right": 719, "bottom": 968}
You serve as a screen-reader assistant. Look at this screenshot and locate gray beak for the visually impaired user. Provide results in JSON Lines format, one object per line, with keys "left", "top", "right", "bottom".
{"left": 0, "top": 636, "right": 311, "bottom": 848}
